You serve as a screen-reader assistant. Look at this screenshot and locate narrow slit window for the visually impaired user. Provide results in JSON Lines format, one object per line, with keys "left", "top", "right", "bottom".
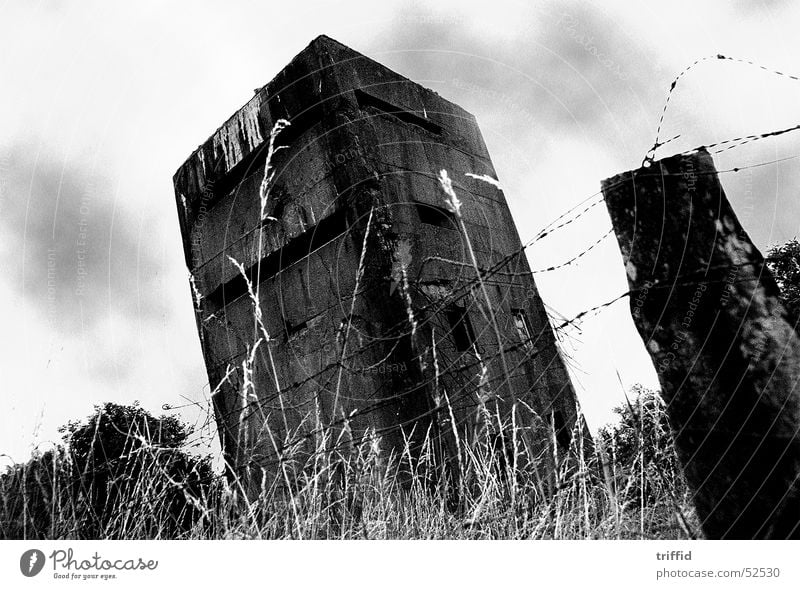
{"left": 416, "top": 202, "right": 457, "bottom": 230}
{"left": 206, "top": 208, "right": 349, "bottom": 310}
{"left": 355, "top": 89, "right": 442, "bottom": 135}
{"left": 553, "top": 409, "right": 572, "bottom": 450}
{"left": 284, "top": 319, "right": 308, "bottom": 340}
{"left": 512, "top": 308, "right": 534, "bottom": 351}
{"left": 445, "top": 305, "right": 477, "bottom": 353}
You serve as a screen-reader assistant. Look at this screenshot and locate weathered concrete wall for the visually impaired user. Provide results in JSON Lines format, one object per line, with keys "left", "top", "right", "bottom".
{"left": 173, "top": 35, "right": 578, "bottom": 484}
{"left": 603, "top": 148, "right": 800, "bottom": 538}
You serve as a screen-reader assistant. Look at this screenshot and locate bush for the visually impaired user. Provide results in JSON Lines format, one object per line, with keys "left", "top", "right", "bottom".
{"left": 766, "top": 238, "right": 800, "bottom": 321}
{"left": 598, "top": 385, "right": 687, "bottom": 507}
{"left": 0, "top": 447, "right": 73, "bottom": 539}
{"left": 0, "top": 403, "right": 213, "bottom": 539}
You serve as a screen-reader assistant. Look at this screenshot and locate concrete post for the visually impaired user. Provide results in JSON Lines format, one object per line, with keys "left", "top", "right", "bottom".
{"left": 602, "top": 148, "right": 800, "bottom": 539}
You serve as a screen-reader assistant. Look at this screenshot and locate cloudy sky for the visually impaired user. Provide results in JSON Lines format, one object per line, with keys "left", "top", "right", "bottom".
{"left": 2, "top": 0, "right": 800, "bottom": 465}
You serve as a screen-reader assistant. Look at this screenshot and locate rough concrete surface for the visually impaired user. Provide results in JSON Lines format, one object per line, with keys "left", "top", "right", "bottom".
{"left": 174, "top": 36, "right": 579, "bottom": 486}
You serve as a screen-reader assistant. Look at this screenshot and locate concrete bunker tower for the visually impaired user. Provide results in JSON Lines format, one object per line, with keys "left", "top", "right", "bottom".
{"left": 173, "top": 35, "right": 579, "bottom": 482}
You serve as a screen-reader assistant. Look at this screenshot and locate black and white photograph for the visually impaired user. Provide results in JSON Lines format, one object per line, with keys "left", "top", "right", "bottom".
{"left": 1, "top": 0, "right": 799, "bottom": 586}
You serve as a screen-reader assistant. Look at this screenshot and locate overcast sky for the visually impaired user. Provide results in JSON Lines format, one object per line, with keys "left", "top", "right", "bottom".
{"left": 2, "top": 0, "right": 800, "bottom": 465}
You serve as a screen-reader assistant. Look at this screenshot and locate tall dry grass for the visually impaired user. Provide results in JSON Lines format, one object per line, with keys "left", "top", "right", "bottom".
{"left": 0, "top": 386, "right": 699, "bottom": 540}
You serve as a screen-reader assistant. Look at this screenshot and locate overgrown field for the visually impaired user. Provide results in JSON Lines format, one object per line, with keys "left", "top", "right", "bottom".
{"left": 0, "top": 388, "right": 700, "bottom": 540}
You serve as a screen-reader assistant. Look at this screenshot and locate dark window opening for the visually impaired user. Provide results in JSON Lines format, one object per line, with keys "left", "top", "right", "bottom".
{"left": 445, "top": 305, "right": 477, "bottom": 353}
{"left": 263, "top": 201, "right": 309, "bottom": 230}
{"left": 284, "top": 318, "right": 308, "bottom": 340}
{"left": 416, "top": 202, "right": 457, "bottom": 230}
{"left": 553, "top": 409, "right": 572, "bottom": 450}
{"left": 355, "top": 89, "right": 442, "bottom": 135}
{"left": 512, "top": 308, "right": 534, "bottom": 351}
{"left": 206, "top": 208, "right": 350, "bottom": 310}
{"left": 263, "top": 199, "right": 286, "bottom": 226}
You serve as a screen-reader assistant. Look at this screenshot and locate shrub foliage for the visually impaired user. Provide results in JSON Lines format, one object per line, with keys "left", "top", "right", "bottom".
{"left": 1, "top": 402, "right": 211, "bottom": 539}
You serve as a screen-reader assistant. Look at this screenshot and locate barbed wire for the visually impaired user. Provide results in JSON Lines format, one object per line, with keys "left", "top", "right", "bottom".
{"left": 167, "top": 139, "right": 800, "bottom": 465}
{"left": 645, "top": 53, "right": 800, "bottom": 164}
{"left": 11, "top": 75, "right": 800, "bottom": 486}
